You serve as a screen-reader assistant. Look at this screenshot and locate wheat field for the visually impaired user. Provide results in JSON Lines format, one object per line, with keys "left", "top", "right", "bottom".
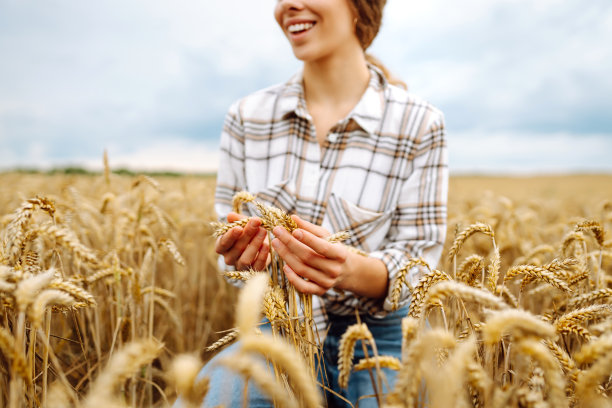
{"left": 0, "top": 170, "right": 611, "bottom": 407}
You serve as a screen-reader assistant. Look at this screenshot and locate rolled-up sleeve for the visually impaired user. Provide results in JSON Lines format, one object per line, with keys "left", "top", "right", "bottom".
{"left": 368, "top": 111, "right": 448, "bottom": 314}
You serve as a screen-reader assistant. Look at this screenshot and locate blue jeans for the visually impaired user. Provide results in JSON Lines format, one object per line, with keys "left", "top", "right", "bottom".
{"left": 322, "top": 308, "right": 406, "bottom": 407}
{"left": 178, "top": 307, "right": 407, "bottom": 407}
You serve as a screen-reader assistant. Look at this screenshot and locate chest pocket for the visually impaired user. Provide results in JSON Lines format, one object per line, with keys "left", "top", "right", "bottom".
{"left": 324, "top": 193, "right": 393, "bottom": 253}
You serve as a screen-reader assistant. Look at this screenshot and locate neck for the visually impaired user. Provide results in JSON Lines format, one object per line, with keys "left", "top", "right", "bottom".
{"left": 302, "top": 48, "right": 370, "bottom": 107}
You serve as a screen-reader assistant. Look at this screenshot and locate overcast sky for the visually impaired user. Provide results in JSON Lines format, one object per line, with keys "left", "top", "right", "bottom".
{"left": 1, "top": 0, "right": 611, "bottom": 174}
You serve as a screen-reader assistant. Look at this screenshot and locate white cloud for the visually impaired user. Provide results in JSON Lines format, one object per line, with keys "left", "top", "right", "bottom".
{"left": 0, "top": 0, "right": 611, "bottom": 174}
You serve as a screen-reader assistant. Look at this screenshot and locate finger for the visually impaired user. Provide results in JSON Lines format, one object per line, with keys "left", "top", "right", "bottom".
{"left": 274, "top": 226, "right": 342, "bottom": 274}
{"left": 215, "top": 226, "right": 243, "bottom": 254}
{"left": 292, "top": 228, "right": 346, "bottom": 261}
{"left": 227, "top": 211, "right": 246, "bottom": 223}
{"left": 228, "top": 217, "right": 263, "bottom": 255}
{"left": 273, "top": 226, "right": 319, "bottom": 261}
{"left": 291, "top": 215, "right": 329, "bottom": 238}
{"left": 272, "top": 236, "right": 335, "bottom": 288}
{"left": 237, "top": 228, "right": 267, "bottom": 269}
{"left": 252, "top": 241, "right": 270, "bottom": 271}
{"left": 283, "top": 264, "right": 327, "bottom": 296}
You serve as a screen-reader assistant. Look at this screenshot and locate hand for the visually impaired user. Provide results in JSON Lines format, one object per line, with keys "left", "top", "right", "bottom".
{"left": 215, "top": 212, "right": 270, "bottom": 271}
{"left": 271, "top": 215, "right": 350, "bottom": 296}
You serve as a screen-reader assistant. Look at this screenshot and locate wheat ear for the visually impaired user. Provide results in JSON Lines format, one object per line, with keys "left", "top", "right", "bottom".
{"left": 49, "top": 280, "right": 96, "bottom": 305}
{"left": 241, "top": 334, "right": 322, "bottom": 408}
{"left": 504, "top": 264, "right": 571, "bottom": 293}
{"left": 567, "top": 288, "right": 612, "bottom": 309}
{"left": 390, "top": 257, "right": 431, "bottom": 311}
{"left": 215, "top": 352, "right": 295, "bottom": 408}
{"left": 574, "top": 334, "right": 612, "bottom": 365}
{"left": 325, "top": 230, "right": 351, "bottom": 243}
{"left": 232, "top": 191, "right": 255, "bottom": 214}
{"left": 168, "top": 354, "right": 208, "bottom": 408}
{"left": 36, "top": 224, "right": 99, "bottom": 265}
{"left": 575, "top": 220, "right": 605, "bottom": 247}
{"left": 562, "top": 231, "right": 586, "bottom": 258}
{"left": 424, "top": 281, "right": 509, "bottom": 315}
{"left": 211, "top": 218, "right": 251, "bottom": 237}
{"left": 457, "top": 254, "right": 485, "bottom": 286}
{"left": 574, "top": 350, "right": 612, "bottom": 408}
{"left": 408, "top": 269, "right": 452, "bottom": 319}
{"left": 131, "top": 174, "right": 162, "bottom": 192}
{"left": 389, "top": 329, "right": 456, "bottom": 407}
{"left": 0, "top": 327, "right": 29, "bottom": 382}
{"left": 235, "top": 273, "right": 268, "bottom": 336}
{"left": 354, "top": 355, "right": 401, "bottom": 372}
{"left": 482, "top": 309, "right": 556, "bottom": 344}
{"left": 14, "top": 268, "right": 56, "bottom": 312}
{"left": 83, "top": 339, "right": 163, "bottom": 408}
{"left": 555, "top": 305, "right": 612, "bottom": 331}
{"left": 337, "top": 323, "right": 375, "bottom": 389}
{"left": 206, "top": 330, "right": 239, "bottom": 353}
{"left": 448, "top": 222, "right": 495, "bottom": 260}
{"left": 29, "top": 289, "right": 77, "bottom": 328}
{"left": 158, "top": 238, "right": 186, "bottom": 266}
{"left": 515, "top": 339, "right": 568, "bottom": 408}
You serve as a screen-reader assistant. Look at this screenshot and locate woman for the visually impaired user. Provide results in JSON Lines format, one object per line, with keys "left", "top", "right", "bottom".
{"left": 210, "top": 0, "right": 448, "bottom": 406}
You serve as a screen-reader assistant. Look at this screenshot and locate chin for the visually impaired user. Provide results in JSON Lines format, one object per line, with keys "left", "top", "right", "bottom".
{"left": 291, "top": 49, "right": 326, "bottom": 64}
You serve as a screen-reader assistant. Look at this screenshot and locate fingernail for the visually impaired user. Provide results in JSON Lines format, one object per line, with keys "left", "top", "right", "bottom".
{"left": 249, "top": 218, "right": 260, "bottom": 227}
{"left": 272, "top": 239, "right": 280, "bottom": 249}
{"left": 273, "top": 226, "right": 284, "bottom": 236}
{"left": 293, "top": 229, "right": 303, "bottom": 240}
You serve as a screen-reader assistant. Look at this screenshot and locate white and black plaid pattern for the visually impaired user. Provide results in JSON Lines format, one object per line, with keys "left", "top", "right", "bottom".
{"left": 215, "top": 65, "right": 448, "bottom": 329}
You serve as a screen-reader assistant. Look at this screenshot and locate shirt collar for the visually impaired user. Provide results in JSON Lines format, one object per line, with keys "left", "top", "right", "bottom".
{"left": 277, "top": 64, "right": 387, "bottom": 135}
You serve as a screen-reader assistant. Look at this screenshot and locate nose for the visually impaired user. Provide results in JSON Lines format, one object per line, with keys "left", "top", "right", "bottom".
{"left": 276, "top": 0, "right": 305, "bottom": 13}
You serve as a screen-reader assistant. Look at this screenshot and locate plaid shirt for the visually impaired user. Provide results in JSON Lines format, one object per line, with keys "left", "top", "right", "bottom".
{"left": 215, "top": 65, "right": 448, "bottom": 327}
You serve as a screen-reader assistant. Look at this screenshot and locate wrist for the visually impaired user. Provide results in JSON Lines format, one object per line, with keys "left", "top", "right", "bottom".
{"left": 336, "top": 251, "right": 388, "bottom": 299}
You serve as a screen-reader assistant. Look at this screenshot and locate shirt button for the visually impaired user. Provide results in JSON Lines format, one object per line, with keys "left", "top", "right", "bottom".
{"left": 328, "top": 133, "right": 338, "bottom": 143}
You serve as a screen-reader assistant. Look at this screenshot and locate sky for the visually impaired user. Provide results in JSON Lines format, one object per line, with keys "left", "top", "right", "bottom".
{"left": 0, "top": 0, "right": 611, "bottom": 174}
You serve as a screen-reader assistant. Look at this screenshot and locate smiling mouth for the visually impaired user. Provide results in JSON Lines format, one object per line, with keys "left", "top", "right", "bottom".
{"left": 287, "top": 22, "right": 315, "bottom": 34}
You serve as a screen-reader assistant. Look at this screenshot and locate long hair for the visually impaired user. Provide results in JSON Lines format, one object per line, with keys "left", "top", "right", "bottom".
{"left": 349, "top": 0, "right": 407, "bottom": 89}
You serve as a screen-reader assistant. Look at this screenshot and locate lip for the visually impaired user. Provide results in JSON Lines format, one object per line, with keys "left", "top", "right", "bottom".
{"left": 284, "top": 18, "right": 316, "bottom": 39}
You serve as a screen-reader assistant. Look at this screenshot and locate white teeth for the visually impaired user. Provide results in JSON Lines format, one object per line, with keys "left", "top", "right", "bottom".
{"left": 288, "top": 22, "right": 314, "bottom": 33}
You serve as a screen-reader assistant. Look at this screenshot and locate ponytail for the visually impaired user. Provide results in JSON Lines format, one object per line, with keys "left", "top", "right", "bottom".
{"left": 350, "top": 0, "right": 407, "bottom": 90}
{"left": 365, "top": 53, "right": 407, "bottom": 90}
